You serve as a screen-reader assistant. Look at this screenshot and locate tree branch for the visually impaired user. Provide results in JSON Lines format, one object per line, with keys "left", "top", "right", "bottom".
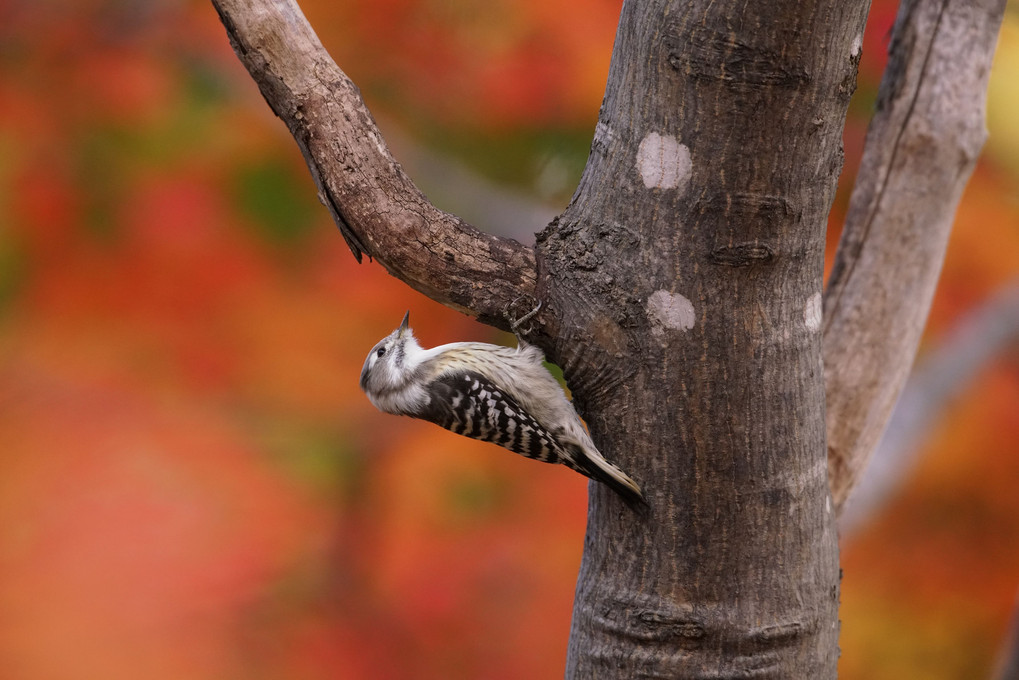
{"left": 839, "top": 280, "right": 1019, "bottom": 534}
{"left": 822, "top": 0, "right": 1006, "bottom": 512}
{"left": 211, "top": 0, "right": 538, "bottom": 326}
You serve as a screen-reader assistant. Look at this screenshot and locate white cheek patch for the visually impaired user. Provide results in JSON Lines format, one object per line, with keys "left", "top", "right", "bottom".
{"left": 637, "top": 132, "right": 692, "bottom": 190}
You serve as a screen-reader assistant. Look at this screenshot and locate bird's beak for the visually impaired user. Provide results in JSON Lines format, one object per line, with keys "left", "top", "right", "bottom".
{"left": 398, "top": 310, "right": 410, "bottom": 336}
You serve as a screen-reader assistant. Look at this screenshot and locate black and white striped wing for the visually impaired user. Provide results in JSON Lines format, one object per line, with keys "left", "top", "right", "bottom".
{"left": 411, "top": 370, "right": 563, "bottom": 464}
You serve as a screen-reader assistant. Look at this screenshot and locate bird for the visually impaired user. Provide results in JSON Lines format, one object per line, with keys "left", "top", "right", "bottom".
{"left": 359, "top": 311, "right": 645, "bottom": 506}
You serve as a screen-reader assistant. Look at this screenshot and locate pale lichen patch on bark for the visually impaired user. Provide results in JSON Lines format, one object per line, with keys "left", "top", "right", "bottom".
{"left": 636, "top": 132, "right": 692, "bottom": 190}
{"left": 851, "top": 33, "right": 863, "bottom": 58}
{"left": 594, "top": 121, "right": 615, "bottom": 146}
{"left": 805, "top": 292, "right": 823, "bottom": 331}
{"left": 647, "top": 289, "right": 696, "bottom": 334}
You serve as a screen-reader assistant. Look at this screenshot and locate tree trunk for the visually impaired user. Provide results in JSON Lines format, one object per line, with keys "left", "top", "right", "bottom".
{"left": 540, "top": 0, "right": 867, "bottom": 675}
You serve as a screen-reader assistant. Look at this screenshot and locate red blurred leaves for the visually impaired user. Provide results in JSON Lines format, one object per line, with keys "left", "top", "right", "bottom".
{"left": 0, "top": 0, "right": 1016, "bottom": 678}
{"left": 0, "top": 362, "right": 322, "bottom": 680}
{"left": 310, "top": 0, "right": 621, "bottom": 130}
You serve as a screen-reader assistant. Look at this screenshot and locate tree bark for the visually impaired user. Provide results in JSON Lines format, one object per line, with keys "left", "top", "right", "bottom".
{"left": 544, "top": 1, "right": 867, "bottom": 676}
{"left": 823, "top": 0, "right": 1006, "bottom": 513}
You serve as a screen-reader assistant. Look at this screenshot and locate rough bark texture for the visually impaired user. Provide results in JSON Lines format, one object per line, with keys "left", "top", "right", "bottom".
{"left": 542, "top": 1, "right": 868, "bottom": 676}
{"left": 822, "top": 0, "right": 1006, "bottom": 512}
{"left": 211, "top": 0, "right": 536, "bottom": 327}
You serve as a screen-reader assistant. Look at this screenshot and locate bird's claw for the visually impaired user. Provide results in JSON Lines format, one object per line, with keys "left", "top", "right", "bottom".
{"left": 508, "top": 297, "right": 543, "bottom": 337}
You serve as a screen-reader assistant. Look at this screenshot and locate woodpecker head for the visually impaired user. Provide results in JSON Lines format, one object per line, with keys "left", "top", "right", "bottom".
{"left": 360, "top": 311, "right": 422, "bottom": 396}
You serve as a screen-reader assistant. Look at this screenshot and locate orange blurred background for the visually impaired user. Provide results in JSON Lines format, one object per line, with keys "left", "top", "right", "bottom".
{"left": 0, "top": 1, "right": 1017, "bottom": 678}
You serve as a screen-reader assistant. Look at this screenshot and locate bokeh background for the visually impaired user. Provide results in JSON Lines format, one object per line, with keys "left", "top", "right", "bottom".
{"left": 1, "top": 0, "right": 1018, "bottom": 678}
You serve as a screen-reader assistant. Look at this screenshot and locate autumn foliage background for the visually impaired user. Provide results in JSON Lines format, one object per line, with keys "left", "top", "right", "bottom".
{"left": 1, "top": 0, "right": 1017, "bottom": 678}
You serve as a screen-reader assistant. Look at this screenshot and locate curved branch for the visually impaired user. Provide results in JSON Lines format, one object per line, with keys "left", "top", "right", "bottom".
{"left": 822, "top": 0, "right": 1006, "bottom": 513}
{"left": 211, "top": 0, "right": 538, "bottom": 326}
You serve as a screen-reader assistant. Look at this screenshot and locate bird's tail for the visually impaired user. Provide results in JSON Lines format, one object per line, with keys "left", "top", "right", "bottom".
{"left": 561, "top": 439, "right": 647, "bottom": 509}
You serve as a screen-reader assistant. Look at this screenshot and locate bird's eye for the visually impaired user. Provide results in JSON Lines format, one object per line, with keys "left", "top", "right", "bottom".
{"left": 377, "top": 347, "right": 386, "bottom": 358}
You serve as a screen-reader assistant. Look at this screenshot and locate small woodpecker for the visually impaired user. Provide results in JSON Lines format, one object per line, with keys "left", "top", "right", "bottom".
{"left": 359, "top": 311, "right": 645, "bottom": 506}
